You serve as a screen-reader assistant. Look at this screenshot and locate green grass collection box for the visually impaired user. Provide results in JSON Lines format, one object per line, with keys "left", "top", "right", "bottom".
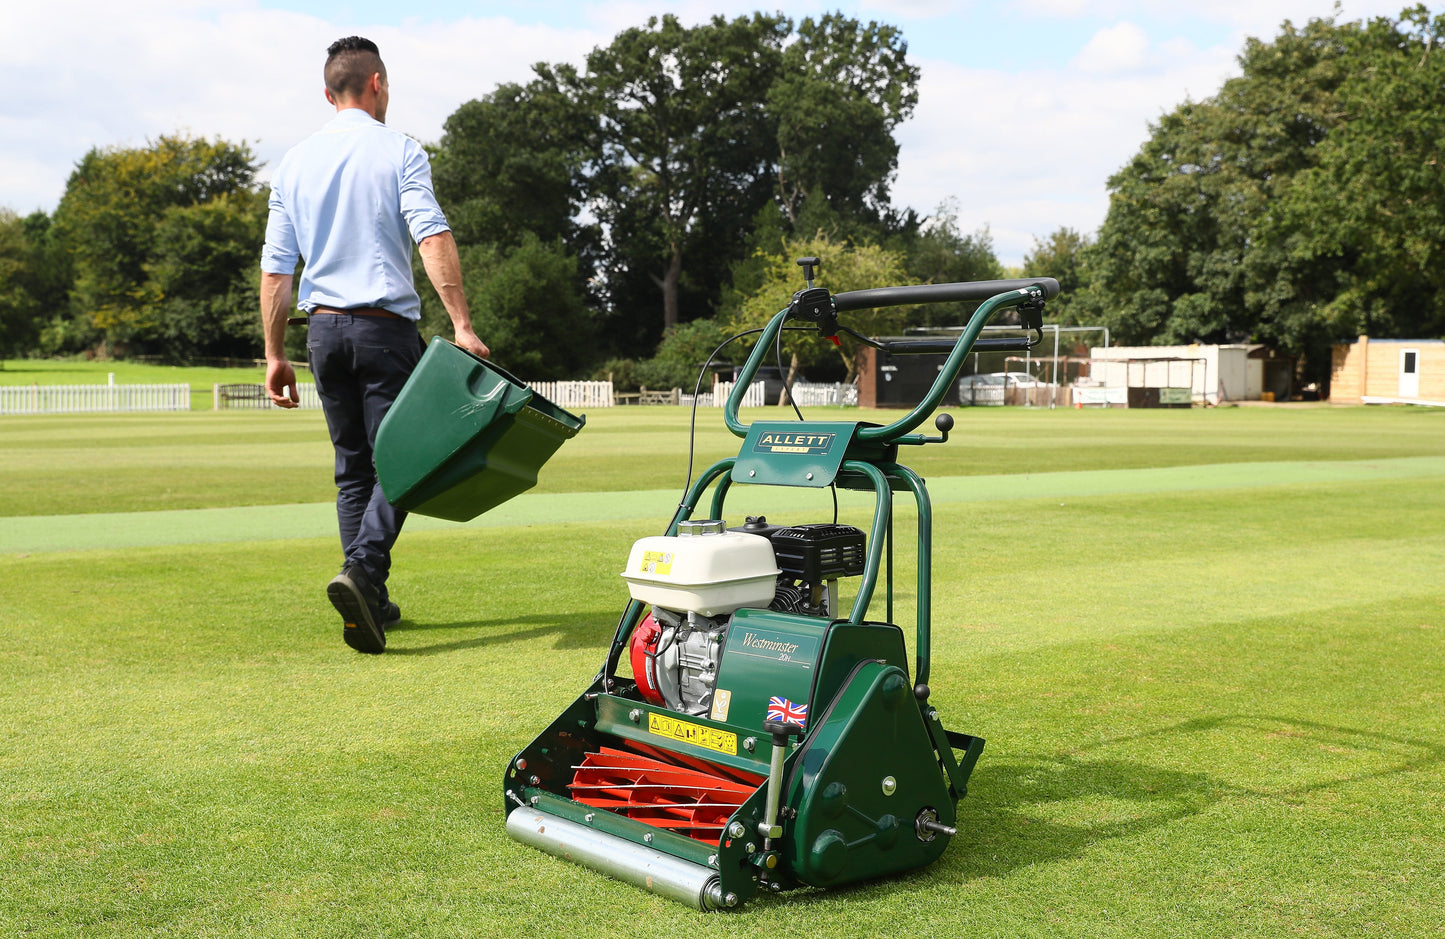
{"left": 375, "top": 338, "right": 585, "bottom": 521}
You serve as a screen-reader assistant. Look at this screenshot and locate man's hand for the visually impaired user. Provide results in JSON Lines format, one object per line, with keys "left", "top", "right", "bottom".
{"left": 259, "top": 271, "right": 299, "bottom": 408}
{"left": 453, "top": 322, "right": 490, "bottom": 360}
{"left": 266, "top": 359, "right": 301, "bottom": 409}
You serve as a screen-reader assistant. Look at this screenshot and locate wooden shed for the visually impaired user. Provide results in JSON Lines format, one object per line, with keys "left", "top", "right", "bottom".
{"left": 1329, "top": 336, "right": 1445, "bottom": 407}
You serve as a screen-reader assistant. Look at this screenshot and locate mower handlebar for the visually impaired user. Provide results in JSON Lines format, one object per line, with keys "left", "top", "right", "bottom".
{"left": 723, "top": 276, "right": 1057, "bottom": 442}
{"left": 880, "top": 336, "right": 1037, "bottom": 355}
{"left": 833, "top": 277, "right": 1059, "bottom": 312}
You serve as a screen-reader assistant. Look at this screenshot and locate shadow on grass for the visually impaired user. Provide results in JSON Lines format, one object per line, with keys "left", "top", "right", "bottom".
{"left": 747, "top": 713, "right": 1445, "bottom": 909}
{"left": 384, "top": 610, "right": 616, "bottom": 656}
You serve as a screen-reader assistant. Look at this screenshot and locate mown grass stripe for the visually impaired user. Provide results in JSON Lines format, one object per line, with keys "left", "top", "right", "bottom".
{"left": 3, "top": 456, "right": 1442, "bottom": 555}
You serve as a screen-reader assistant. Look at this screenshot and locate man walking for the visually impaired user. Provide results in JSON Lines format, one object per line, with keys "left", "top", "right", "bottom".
{"left": 261, "top": 36, "right": 490, "bottom": 654}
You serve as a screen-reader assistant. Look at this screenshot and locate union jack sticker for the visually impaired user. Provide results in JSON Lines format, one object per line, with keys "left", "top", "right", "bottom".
{"left": 766, "top": 696, "right": 808, "bottom": 726}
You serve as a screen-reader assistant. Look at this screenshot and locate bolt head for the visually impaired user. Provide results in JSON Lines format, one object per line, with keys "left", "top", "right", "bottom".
{"left": 882, "top": 775, "right": 898, "bottom": 796}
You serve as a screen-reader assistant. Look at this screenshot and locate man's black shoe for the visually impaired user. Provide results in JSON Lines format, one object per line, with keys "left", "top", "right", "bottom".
{"left": 380, "top": 600, "right": 401, "bottom": 629}
{"left": 329, "top": 566, "right": 385, "bottom": 654}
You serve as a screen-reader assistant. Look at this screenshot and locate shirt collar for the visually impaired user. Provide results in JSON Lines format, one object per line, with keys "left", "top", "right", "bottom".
{"left": 328, "top": 107, "right": 382, "bottom": 128}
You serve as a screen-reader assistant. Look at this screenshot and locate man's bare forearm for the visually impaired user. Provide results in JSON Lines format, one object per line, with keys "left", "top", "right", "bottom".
{"left": 418, "top": 231, "right": 472, "bottom": 330}
{"left": 261, "top": 272, "right": 295, "bottom": 361}
{"left": 419, "top": 231, "right": 489, "bottom": 358}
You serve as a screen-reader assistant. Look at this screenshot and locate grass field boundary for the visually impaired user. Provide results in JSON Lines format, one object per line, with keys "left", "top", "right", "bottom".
{"left": 4, "top": 455, "right": 1443, "bottom": 555}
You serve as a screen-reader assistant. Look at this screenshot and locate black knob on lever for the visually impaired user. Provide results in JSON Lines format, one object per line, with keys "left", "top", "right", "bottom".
{"left": 935, "top": 413, "right": 954, "bottom": 436}
{"left": 761, "top": 721, "right": 806, "bottom": 842}
{"left": 796, "top": 256, "right": 821, "bottom": 287}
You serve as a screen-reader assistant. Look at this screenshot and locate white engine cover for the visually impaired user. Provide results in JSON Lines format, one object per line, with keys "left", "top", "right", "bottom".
{"left": 621, "top": 529, "right": 779, "bottom": 616}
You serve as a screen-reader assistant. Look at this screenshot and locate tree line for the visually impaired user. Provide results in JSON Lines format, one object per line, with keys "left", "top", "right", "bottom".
{"left": 1039, "top": 5, "right": 1445, "bottom": 386}
{"left": 1, "top": 7, "right": 1440, "bottom": 389}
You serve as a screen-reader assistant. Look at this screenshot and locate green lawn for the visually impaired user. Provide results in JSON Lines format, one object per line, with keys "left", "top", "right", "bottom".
{"left": 1, "top": 405, "right": 1442, "bottom": 937}
{"left": 2, "top": 404, "right": 1443, "bottom": 516}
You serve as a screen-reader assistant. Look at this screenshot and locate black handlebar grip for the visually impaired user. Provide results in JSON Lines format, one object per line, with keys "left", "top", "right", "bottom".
{"left": 833, "top": 277, "right": 1060, "bottom": 311}
{"left": 880, "top": 336, "right": 1037, "bottom": 355}
{"left": 971, "top": 337, "right": 1036, "bottom": 351}
{"left": 878, "top": 339, "right": 958, "bottom": 354}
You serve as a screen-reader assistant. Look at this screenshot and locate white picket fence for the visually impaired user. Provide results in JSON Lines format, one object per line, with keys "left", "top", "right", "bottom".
{"left": 214, "top": 380, "right": 611, "bottom": 411}
{"left": 527, "top": 380, "right": 614, "bottom": 409}
{"left": 684, "top": 381, "right": 857, "bottom": 408}
{"left": 785, "top": 382, "right": 858, "bottom": 407}
{"left": 0, "top": 383, "right": 191, "bottom": 415}
{"left": 0, "top": 376, "right": 849, "bottom": 417}
{"left": 681, "top": 381, "right": 767, "bottom": 408}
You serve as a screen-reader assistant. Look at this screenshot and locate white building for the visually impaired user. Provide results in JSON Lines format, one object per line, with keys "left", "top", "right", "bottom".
{"left": 1086, "top": 345, "right": 1272, "bottom": 406}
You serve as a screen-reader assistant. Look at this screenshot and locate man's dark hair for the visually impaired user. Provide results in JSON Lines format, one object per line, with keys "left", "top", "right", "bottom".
{"left": 325, "top": 36, "right": 384, "bottom": 101}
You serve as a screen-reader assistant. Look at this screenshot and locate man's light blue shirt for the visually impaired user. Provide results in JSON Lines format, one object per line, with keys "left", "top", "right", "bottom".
{"left": 261, "top": 108, "right": 450, "bottom": 321}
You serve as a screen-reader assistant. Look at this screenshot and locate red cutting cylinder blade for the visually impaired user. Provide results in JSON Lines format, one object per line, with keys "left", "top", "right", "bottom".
{"left": 568, "top": 745, "right": 762, "bottom": 843}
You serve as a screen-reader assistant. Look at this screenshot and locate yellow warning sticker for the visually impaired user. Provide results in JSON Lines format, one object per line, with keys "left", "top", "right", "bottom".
{"left": 648, "top": 713, "right": 737, "bottom": 755}
{"left": 639, "top": 550, "right": 674, "bottom": 575}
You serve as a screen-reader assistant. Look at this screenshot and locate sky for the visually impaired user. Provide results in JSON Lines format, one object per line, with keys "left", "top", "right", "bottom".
{"left": 1, "top": 0, "right": 1419, "bottom": 266}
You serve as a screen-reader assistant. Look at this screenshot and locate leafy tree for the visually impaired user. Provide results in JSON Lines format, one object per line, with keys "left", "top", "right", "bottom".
{"left": 1021, "top": 226, "right": 1092, "bottom": 321}
{"left": 887, "top": 200, "right": 1004, "bottom": 326}
{"left": 769, "top": 14, "right": 919, "bottom": 226}
{"left": 417, "top": 234, "right": 593, "bottom": 380}
{"left": 634, "top": 317, "right": 735, "bottom": 391}
{"left": 1253, "top": 7, "right": 1445, "bottom": 364}
{"left": 431, "top": 80, "right": 593, "bottom": 255}
{"left": 51, "top": 135, "right": 261, "bottom": 356}
{"left": 729, "top": 232, "right": 912, "bottom": 382}
{"left": 566, "top": 13, "right": 790, "bottom": 332}
{"left": 0, "top": 211, "right": 38, "bottom": 360}
{"left": 0, "top": 210, "right": 71, "bottom": 358}
{"left": 143, "top": 190, "right": 269, "bottom": 360}
{"left": 432, "top": 12, "right": 922, "bottom": 359}
{"left": 1083, "top": 6, "right": 1444, "bottom": 382}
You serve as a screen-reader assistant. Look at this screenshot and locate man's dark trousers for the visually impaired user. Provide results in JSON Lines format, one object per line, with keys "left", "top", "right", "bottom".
{"left": 306, "top": 312, "right": 423, "bottom": 603}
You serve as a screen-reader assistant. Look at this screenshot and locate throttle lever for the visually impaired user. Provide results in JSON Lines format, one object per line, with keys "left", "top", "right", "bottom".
{"left": 789, "top": 286, "right": 839, "bottom": 338}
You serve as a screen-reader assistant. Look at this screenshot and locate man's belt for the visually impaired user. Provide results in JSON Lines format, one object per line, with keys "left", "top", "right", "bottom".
{"left": 310, "top": 305, "right": 404, "bottom": 320}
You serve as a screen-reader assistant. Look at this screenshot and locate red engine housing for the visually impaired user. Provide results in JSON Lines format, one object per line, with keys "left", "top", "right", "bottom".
{"left": 629, "top": 612, "right": 665, "bottom": 705}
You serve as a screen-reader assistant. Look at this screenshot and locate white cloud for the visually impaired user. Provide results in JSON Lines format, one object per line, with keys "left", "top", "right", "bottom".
{"left": 893, "top": 38, "right": 1237, "bottom": 266}
{"left": 0, "top": 0, "right": 1413, "bottom": 264}
{"left": 1073, "top": 21, "right": 1151, "bottom": 74}
{"left": 1016, "top": 0, "right": 1406, "bottom": 29}
{"left": 0, "top": 1, "right": 604, "bottom": 211}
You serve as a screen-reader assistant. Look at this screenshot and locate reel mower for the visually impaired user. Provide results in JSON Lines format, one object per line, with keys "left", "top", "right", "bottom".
{"left": 504, "top": 263, "right": 1059, "bottom": 910}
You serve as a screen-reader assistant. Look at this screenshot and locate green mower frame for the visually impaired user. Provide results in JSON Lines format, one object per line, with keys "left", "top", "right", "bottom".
{"left": 504, "top": 267, "right": 1060, "bottom": 909}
